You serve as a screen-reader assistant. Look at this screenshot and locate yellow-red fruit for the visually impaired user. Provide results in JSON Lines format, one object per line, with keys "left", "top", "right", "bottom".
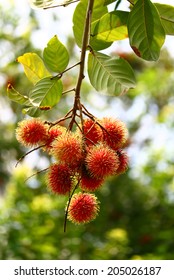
{"left": 80, "top": 166, "right": 104, "bottom": 192}
{"left": 116, "top": 149, "right": 129, "bottom": 174}
{"left": 101, "top": 117, "right": 128, "bottom": 150}
{"left": 82, "top": 119, "right": 103, "bottom": 146}
{"left": 44, "top": 126, "right": 65, "bottom": 152}
{"left": 67, "top": 193, "right": 99, "bottom": 224}
{"left": 47, "top": 163, "right": 72, "bottom": 195}
{"left": 85, "top": 143, "right": 119, "bottom": 179}
{"left": 52, "top": 132, "right": 84, "bottom": 169}
{"left": 16, "top": 118, "right": 47, "bottom": 147}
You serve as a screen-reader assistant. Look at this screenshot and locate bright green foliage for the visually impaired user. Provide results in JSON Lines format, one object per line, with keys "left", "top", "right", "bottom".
{"left": 17, "top": 53, "right": 51, "bottom": 85}
{"left": 73, "top": 0, "right": 108, "bottom": 49}
{"left": 128, "top": 0, "right": 165, "bottom": 61}
{"left": 29, "top": 0, "right": 54, "bottom": 9}
{"left": 29, "top": 0, "right": 73, "bottom": 9}
{"left": 29, "top": 77, "right": 63, "bottom": 109}
{"left": 7, "top": 85, "right": 29, "bottom": 105}
{"left": 7, "top": 0, "right": 174, "bottom": 114}
{"left": 7, "top": 77, "right": 63, "bottom": 117}
{"left": 43, "top": 35, "right": 69, "bottom": 73}
{"left": 91, "top": 11, "right": 129, "bottom": 43}
{"left": 155, "top": 3, "right": 174, "bottom": 35}
{"left": 88, "top": 51, "right": 136, "bottom": 96}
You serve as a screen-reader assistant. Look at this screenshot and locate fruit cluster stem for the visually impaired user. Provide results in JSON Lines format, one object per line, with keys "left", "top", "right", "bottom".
{"left": 69, "top": 0, "right": 94, "bottom": 131}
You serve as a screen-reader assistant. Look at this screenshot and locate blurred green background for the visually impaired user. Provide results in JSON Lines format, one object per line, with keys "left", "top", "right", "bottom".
{"left": 0, "top": 1, "right": 174, "bottom": 260}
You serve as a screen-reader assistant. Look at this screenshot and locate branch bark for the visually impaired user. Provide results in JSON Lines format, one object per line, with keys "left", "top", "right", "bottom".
{"left": 69, "top": 0, "right": 94, "bottom": 130}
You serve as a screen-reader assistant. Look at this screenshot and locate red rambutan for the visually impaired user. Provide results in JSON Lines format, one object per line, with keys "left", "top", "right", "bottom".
{"left": 82, "top": 118, "right": 103, "bottom": 146}
{"left": 80, "top": 166, "right": 104, "bottom": 192}
{"left": 44, "top": 125, "right": 65, "bottom": 152}
{"left": 16, "top": 118, "right": 47, "bottom": 147}
{"left": 67, "top": 192, "right": 99, "bottom": 224}
{"left": 85, "top": 143, "right": 119, "bottom": 179}
{"left": 51, "top": 132, "right": 84, "bottom": 169}
{"left": 116, "top": 149, "right": 129, "bottom": 174}
{"left": 47, "top": 163, "right": 72, "bottom": 195}
{"left": 101, "top": 117, "right": 128, "bottom": 150}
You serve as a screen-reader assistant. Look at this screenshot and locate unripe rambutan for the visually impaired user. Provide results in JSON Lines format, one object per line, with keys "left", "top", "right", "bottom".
{"left": 101, "top": 117, "right": 128, "bottom": 150}
{"left": 116, "top": 149, "right": 129, "bottom": 174}
{"left": 47, "top": 163, "right": 72, "bottom": 195}
{"left": 16, "top": 118, "right": 47, "bottom": 147}
{"left": 80, "top": 166, "right": 104, "bottom": 192}
{"left": 51, "top": 132, "right": 84, "bottom": 169}
{"left": 67, "top": 192, "right": 99, "bottom": 224}
{"left": 85, "top": 143, "right": 119, "bottom": 179}
{"left": 82, "top": 118, "right": 103, "bottom": 146}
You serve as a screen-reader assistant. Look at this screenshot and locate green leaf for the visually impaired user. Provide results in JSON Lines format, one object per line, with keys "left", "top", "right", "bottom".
{"left": 88, "top": 51, "right": 136, "bottom": 96}
{"left": 103, "top": 0, "right": 116, "bottom": 5}
{"left": 43, "top": 35, "right": 69, "bottom": 73}
{"left": 6, "top": 84, "right": 42, "bottom": 117}
{"left": 91, "top": 11, "right": 129, "bottom": 43}
{"left": 90, "top": 21, "right": 112, "bottom": 50}
{"left": 127, "top": 0, "right": 165, "bottom": 61}
{"left": 155, "top": 3, "right": 174, "bottom": 35}
{"left": 29, "top": 0, "right": 73, "bottom": 9}
{"left": 22, "top": 107, "right": 43, "bottom": 117}
{"left": 29, "top": 0, "right": 54, "bottom": 9}
{"left": 7, "top": 84, "right": 29, "bottom": 105}
{"left": 73, "top": 0, "right": 108, "bottom": 49}
{"left": 29, "top": 77, "right": 63, "bottom": 108}
{"left": 17, "top": 53, "right": 51, "bottom": 84}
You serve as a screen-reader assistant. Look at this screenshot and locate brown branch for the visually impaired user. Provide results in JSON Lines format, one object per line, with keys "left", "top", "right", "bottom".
{"left": 68, "top": 0, "right": 95, "bottom": 131}
{"left": 44, "top": 109, "right": 73, "bottom": 127}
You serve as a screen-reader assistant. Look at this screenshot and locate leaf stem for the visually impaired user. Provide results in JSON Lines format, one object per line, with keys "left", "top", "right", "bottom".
{"left": 15, "top": 144, "right": 46, "bottom": 167}
{"left": 52, "top": 62, "right": 81, "bottom": 80}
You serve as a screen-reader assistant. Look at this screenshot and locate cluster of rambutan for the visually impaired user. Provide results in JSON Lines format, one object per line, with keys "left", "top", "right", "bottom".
{"left": 16, "top": 116, "right": 129, "bottom": 226}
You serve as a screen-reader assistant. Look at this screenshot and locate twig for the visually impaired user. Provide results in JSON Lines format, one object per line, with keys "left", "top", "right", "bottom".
{"left": 62, "top": 88, "right": 76, "bottom": 95}
{"left": 64, "top": 179, "right": 80, "bottom": 233}
{"left": 51, "top": 62, "right": 81, "bottom": 80}
{"left": 44, "top": 109, "right": 73, "bottom": 127}
{"left": 15, "top": 144, "right": 46, "bottom": 167}
{"left": 25, "top": 168, "right": 49, "bottom": 182}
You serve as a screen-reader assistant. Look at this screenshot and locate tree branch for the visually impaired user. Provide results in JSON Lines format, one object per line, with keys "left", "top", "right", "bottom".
{"left": 68, "top": 0, "right": 94, "bottom": 130}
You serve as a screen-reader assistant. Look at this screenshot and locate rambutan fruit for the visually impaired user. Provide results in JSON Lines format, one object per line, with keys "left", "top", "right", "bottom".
{"left": 47, "top": 163, "right": 72, "bottom": 195}
{"left": 82, "top": 118, "right": 103, "bottom": 146}
{"left": 51, "top": 132, "right": 84, "bottom": 169}
{"left": 44, "top": 125, "right": 65, "bottom": 152}
{"left": 100, "top": 117, "right": 128, "bottom": 150}
{"left": 80, "top": 166, "right": 104, "bottom": 192}
{"left": 116, "top": 149, "right": 129, "bottom": 174}
{"left": 16, "top": 118, "right": 47, "bottom": 147}
{"left": 67, "top": 192, "right": 99, "bottom": 224}
{"left": 85, "top": 143, "right": 119, "bottom": 179}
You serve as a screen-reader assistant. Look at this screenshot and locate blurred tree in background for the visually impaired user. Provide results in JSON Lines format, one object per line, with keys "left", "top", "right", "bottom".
{"left": 0, "top": 1, "right": 174, "bottom": 260}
